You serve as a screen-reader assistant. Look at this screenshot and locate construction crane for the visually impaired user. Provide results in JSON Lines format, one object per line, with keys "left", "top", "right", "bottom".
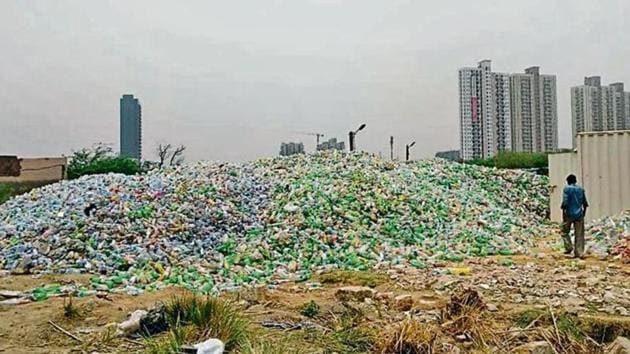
{"left": 293, "top": 131, "right": 325, "bottom": 146}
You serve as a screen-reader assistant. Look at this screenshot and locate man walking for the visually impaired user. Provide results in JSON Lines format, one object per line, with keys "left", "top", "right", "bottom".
{"left": 561, "top": 174, "right": 589, "bottom": 258}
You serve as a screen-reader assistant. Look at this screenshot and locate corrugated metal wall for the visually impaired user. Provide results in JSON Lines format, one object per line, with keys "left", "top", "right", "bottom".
{"left": 549, "top": 152, "right": 579, "bottom": 222}
{"left": 549, "top": 130, "right": 630, "bottom": 222}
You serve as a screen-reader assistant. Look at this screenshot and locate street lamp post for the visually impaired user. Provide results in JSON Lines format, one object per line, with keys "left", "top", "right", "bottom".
{"left": 390, "top": 136, "right": 394, "bottom": 160}
{"left": 348, "top": 124, "right": 366, "bottom": 152}
{"left": 405, "top": 141, "right": 416, "bottom": 162}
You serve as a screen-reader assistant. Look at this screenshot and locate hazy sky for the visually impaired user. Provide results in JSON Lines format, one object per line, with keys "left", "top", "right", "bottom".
{"left": 1, "top": 0, "right": 629, "bottom": 161}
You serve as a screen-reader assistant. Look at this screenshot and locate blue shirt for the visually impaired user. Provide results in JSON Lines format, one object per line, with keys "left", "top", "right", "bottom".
{"left": 561, "top": 184, "right": 589, "bottom": 220}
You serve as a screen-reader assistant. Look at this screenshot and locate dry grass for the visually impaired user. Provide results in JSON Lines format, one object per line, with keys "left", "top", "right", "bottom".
{"left": 376, "top": 319, "right": 438, "bottom": 354}
{"left": 325, "top": 304, "right": 377, "bottom": 353}
{"left": 511, "top": 308, "right": 605, "bottom": 353}
{"left": 537, "top": 327, "right": 593, "bottom": 354}
{"left": 239, "top": 339, "right": 289, "bottom": 354}
{"left": 579, "top": 314, "right": 630, "bottom": 343}
{"left": 440, "top": 288, "right": 502, "bottom": 349}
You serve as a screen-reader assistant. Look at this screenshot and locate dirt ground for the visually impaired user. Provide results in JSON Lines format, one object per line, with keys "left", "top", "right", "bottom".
{"left": 2, "top": 242, "right": 630, "bottom": 353}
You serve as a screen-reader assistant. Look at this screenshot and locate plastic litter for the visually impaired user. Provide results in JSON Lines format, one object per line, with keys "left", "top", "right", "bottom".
{"left": 0, "top": 152, "right": 552, "bottom": 294}
{"left": 116, "top": 309, "right": 148, "bottom": 336}
{"left": 193, "top": 338, "right": 225, "bottom": 354}
{"left": 587, "top": 211, "right": 630, "bottom": 261}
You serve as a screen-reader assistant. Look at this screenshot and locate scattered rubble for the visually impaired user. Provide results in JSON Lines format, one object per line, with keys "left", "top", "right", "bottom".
{"left": 513, "top": 341, "right": 554, "bottom": 354}
{"left": 335, "top": 286, "right": 376, "bottom": 302}
{"left": 607, "top": 336, "right": 630, "bottom": 354}
{"left": 394, "top": 294, "right": 414, "bottom": 311}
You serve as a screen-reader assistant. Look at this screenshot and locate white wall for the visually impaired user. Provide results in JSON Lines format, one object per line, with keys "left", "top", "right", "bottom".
{"left": 549, "top": 130, "right": 630, "bottom": 222}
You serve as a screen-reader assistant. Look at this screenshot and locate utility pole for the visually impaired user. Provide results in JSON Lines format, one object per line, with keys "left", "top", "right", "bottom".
{"left": 348, "top": 131, "right": 355, "bottom": 152}
{"left": 348, "top": 124, "right": 366, "bottom": 152}
{"left": 315, "top": 133, "right": 323, "bottom": 146}
{"left": 390, "top": 136, "right": 394, "bottom": 161}
{"left": 405, "top": 141, "right": 416, "bottom": 162}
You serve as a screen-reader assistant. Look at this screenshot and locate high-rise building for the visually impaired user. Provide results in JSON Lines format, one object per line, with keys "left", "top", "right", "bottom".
{"left": 458, "top": 66, "right": 483, "bottom": 161}
{"left": 610, "top": 83, "right": 626, "bottom": 130}
{"left": 459, "top": 60, "right": 557, "bottom": 160}
{"left": 510, "top": 73, "right": 534, "bottom": 152}
{"left": 540, "top": 72, "right": 559, "bottom": 152}
{"left": 120, "top": 94, "right": 142, "bottom": 160}
{"left": 571, "top": 77, "right": 630, "bottom": 147}
{"left": 494, "top": 72, "right": 512, "bottom": 152}
{"left": 279, "top": 142, "right": 304, "bottom": 156}
{"left": 316, "top": 138, "right": 345, "bottom": 151}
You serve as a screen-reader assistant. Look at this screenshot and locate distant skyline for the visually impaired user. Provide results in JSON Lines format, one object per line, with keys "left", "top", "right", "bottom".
{"left": 1, "top": 1, "right": 629, "bottom": 161}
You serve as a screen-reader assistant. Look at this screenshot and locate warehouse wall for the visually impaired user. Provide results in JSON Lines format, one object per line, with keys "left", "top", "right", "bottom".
{"left": 549, "top": 151, "right": 579, "bottom": 222}
{"left": 549, "top": 130, "right": 630, "bottom": 222}
{"left": 0, "top": 157, "right": 67, "bottom": 182}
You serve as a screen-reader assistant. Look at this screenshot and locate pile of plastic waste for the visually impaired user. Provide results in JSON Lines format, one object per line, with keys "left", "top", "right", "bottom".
{"left": 587, "top": 211, "right": 630, "bottom": 261}
{"left": 0, "top": 152, "right": 551, "bottom": 295}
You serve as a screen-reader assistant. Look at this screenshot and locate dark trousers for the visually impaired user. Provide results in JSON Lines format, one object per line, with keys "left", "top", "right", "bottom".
{"left": 561, "top": 215, "right": 585, "bottom": 257}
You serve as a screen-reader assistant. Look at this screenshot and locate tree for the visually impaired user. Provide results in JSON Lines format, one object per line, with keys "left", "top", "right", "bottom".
{"left": 155, "top": 143, "right": 187, "bottom": 168}
{"left": 169, "top": 144, "right": 186, "bottom": 166}
{"left": 71, "top": 143, "right": 114, "bottom": 166}
{"left": 157, "top": 143, "right": 172, "bottom": 168}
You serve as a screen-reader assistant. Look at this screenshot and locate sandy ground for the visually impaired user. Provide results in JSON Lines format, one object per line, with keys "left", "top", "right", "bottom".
{"left": 2, "top": 244, "right": 630, "bottom": 353}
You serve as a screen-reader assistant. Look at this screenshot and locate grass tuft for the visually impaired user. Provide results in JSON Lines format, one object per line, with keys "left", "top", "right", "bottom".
{"left": 240, "top": 339, "right": 289, "bottom": 354}
{"left": 300, "top": 300, "right": 320, "bottom": 318}
{"left": 63, "top": 295, "right": 80, "bottom": 319}
{"left": 514, "top": 309, "right": 547, "bottom": 328}
{"left": 376, "top": 319, "right": 438, "bottom": 354}
{"left": 163, "top": 293, "right": 250, "bottom": 351}
{"left": 441, "top": 288, "right": 499, "bottom": 349}
{"left": 144, "top": 326, "right": 190, "bottom": 354}
{"left": 319, "top": 270, "right": 388, "bottom": 288}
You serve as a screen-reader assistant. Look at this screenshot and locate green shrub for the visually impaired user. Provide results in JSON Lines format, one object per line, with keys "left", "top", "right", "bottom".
{"left": 68, "top": 156, "right": 142, "bottom": 179}
{"left": 0, "top": 182, "right": 56, "bottom": 205}
{"left": 0, "top": 184, "right": 15, "bottom": 205}
{"left": 67, "top": 143, "right": 142, "bottom": 179}
{"left": 468, "top": 151, "right": 548, "bottom": 170}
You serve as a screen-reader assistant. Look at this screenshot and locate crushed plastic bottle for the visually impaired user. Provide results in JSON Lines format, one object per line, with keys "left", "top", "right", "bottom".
{"left": 587, "top": 211, "right": 630, "bottom": 261}
{"left": 0, "top": 151, "right": 553, "bottom": 294}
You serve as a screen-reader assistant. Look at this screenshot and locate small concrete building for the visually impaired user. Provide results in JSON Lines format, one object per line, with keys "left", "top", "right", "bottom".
{"left": 0, "top": 156, "right": 67, "bottom": 183}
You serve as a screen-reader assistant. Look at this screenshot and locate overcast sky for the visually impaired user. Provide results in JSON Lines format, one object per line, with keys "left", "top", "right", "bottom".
{"left": 1, "top": 0, "right": 628, "bottom": 161}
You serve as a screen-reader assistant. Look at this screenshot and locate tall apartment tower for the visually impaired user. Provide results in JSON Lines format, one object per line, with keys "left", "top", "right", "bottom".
{"left": 510, "top": 73, "right": 534, "bottom": 152}
{"left": 571, "top": 77, "right": 629, "bottom": 147}
{"left": 459, "top": 60, "right": 557, "bottom": 160}
{"left": 120, "top": 94, "right": 142, "bottom": 160}
{"left": 458, "top": 66, "right": 483, "bottom": 161}
{"left": 459, "top": 60, "right": 512, "bottom": 160}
